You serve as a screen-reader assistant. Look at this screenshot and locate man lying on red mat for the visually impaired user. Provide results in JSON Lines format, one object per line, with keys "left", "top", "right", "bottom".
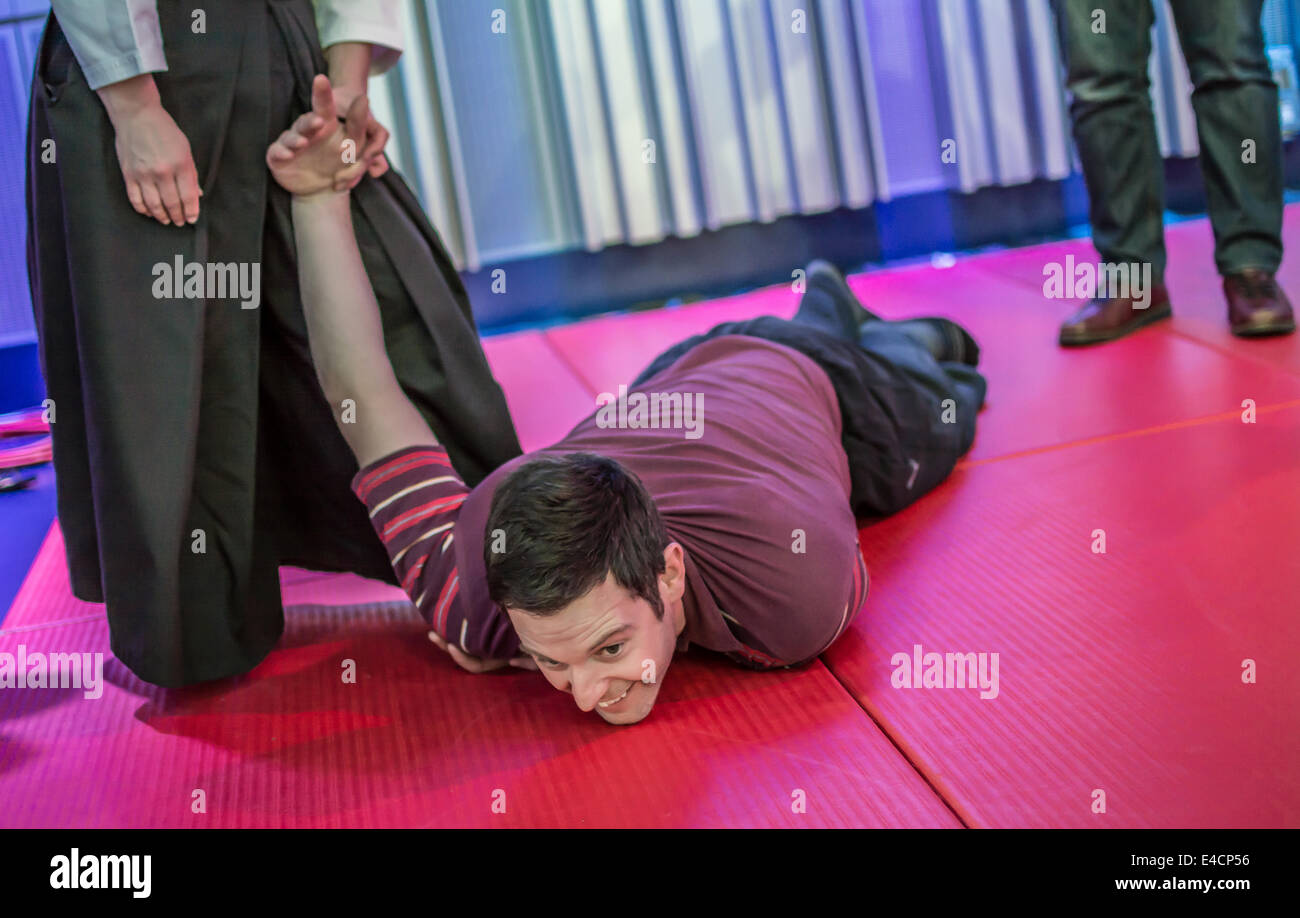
{"left": 270, "top": 77, "right": 987, "bottom": 725}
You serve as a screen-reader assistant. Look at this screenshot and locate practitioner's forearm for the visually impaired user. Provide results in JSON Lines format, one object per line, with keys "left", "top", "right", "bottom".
{"left": 324, "top": 42, "right": 373, "bottom": 103}
{"left": 96, "top": 74, "right": 163, "bottom": 125}
{"left": 291, "top": 190, "right": 439, "bottom": 466}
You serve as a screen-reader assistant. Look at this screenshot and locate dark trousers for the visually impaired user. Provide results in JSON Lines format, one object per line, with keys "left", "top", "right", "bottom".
{"left": 1051, "top": 0, "right": 1283, "bottom": 280}
{"left": 633, "top": 285, "right": 986, "bottom": 520}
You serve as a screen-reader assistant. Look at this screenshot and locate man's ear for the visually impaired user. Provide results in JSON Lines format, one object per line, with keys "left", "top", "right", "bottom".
{"left": 660, "top": 542, "right": 686, "bottom": 604}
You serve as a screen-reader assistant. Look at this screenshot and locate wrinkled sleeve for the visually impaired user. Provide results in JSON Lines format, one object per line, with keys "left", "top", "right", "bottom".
{"left": 312, "top": 0, "right": 405, "bottom": 75}
{"left": 351, "top": 445, "right": 517, "bottom": 660}
{"left": 51, "top": 0, "right": 167, "bottom": 90}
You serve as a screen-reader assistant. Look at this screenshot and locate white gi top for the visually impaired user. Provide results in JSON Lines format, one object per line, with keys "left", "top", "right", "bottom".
{"left": 49, "top": 0, "right": 406, "bottom": 90}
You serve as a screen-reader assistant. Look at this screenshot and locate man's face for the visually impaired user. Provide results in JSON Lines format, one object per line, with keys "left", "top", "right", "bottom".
{"left": 508, "top": 544, "right": 686, "bottom": 725}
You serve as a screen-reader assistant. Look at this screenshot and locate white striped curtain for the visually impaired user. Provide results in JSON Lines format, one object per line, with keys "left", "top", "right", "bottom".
{"left": 924, "top": 0, "right": 1199, "bottom": 194}
{"left": 373, "top": 0, "right": 1207, "bottom": 272}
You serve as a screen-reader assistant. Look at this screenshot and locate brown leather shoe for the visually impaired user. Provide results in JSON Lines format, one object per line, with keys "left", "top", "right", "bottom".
{"left": 1058, "top": 284, "right": 1172, "bottom": 346}
{"left": 1223, "top": 269, "right": 1296, "bottom": 337}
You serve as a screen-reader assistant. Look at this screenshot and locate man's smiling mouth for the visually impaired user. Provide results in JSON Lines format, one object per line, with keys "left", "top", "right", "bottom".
{"left": 598, "top": 684, "right": 633, "bottom": 708}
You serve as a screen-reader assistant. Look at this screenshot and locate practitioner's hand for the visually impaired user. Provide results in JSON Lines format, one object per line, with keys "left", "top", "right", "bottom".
{"left": 265, "top": 74, "right": 371, "bottom": 197}
{"left": 99, "top": 75, "right": 201, "bottom": 226}
{"left": 427, "top": 630, "right": 539, "bottom": 674}
{"left": 331, "top": 84, "right": 391, "bottom": 181}
{"left": 325, "top": 41, "right": 391, "bottom": 181}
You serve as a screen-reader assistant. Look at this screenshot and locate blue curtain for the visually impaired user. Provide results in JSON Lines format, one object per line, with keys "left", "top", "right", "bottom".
{"left": 0, "top": 2, "right": 48, "bottom": 348}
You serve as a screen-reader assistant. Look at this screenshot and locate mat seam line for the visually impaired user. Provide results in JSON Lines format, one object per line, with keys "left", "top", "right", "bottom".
{"left": 963, "top": 259, "right": 1300, "bottom": 381}
{"left": 0, "top": 613, "right": 102, "bottom": 636}
{"left": 817, "top": 659, "right": 972, "bottom": 829}
{"left": 1162, "top": 323, "right": 1300, "bottom": 379}
{"left": 539, "top": 332, "right": 602, "bottom": 396}
{"left": 537, "top": 271, "right": 1299, "bottom": 473}
{"left": 958, "top": 398, "right": 1300, "bottom": 469}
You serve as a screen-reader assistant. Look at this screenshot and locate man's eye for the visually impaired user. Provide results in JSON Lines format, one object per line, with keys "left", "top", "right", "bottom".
{"left": 601, "top": 643, "right": 624, "bottom": 657}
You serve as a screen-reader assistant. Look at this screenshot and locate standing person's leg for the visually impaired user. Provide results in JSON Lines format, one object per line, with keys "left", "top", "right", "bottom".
{"left": 1169, "top": 0, "right": 1281, "bottom": 275}
{"left": 1052, "top": 0, "right": 1166, "bottom": 275}
{"left": 1167, "top": 0, "right": 1294, "bottom": 336}
{"left": 1052, "top": 0, "right": 1175, "bottom": 344}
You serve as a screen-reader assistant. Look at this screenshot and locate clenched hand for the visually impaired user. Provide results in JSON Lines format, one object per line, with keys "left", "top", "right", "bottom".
{"left": 427, "top": 630, "right": 538, "bottom": 674}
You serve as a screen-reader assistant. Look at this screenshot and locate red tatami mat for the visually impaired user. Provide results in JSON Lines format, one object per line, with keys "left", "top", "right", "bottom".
{"left": 546, "top": 250, "right": 1300, "bottom": 463}
{"left": 278, "top": 569, "right": 407, "bottom": 607}
{"left": 843, "top": 260, "right": 1300, "bottom": 461}
{"left": 1156, "top": 216, "right": 1300, "bottom": 376}
{"left": 481, "top": 331, "right": 596, "bottom": 451}
{"left": 2, "top": 524, "right": 102, "bottom": 630}
{"left": 5, "top": 211, "right": 1296, "bottom": 828}
{"left": 825, "top": 408, "right": 1300, "bottom": 828}
{"left": 544, "top": 286, "right": 798, "bottom": 395}
{"left": 965, "top": 212, "right": 1300, "bottom": 379}
{"left": 0, "top": 600, "right": 958, "bottom": 828}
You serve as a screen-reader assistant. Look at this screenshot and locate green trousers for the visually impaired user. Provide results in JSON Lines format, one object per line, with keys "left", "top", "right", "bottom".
{"left": 1051, "top": 0, "right": 1283, "bottom": 281}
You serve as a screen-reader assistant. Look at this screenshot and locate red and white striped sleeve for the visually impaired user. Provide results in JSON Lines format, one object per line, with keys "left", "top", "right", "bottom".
{"left": 350, "top": 445, "right": 515, "bottom": 659}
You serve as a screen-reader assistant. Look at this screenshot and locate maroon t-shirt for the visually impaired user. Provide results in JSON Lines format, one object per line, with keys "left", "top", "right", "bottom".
{"left": 351, "top": 336, "right": 868, "bottom": 669}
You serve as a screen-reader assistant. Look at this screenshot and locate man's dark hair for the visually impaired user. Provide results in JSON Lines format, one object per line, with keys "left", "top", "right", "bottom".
{"left": 484, "top": 453, "right": 669, "bottom": 620}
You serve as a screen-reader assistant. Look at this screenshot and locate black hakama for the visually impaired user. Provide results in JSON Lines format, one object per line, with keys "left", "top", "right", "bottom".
{"left": 25, "top": 0, "right": 521, "bottom": 687}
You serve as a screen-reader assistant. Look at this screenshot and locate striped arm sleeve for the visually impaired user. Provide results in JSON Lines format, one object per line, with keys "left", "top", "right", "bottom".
{"left": 350, "top": 446, "right": 471, "bottom": 642}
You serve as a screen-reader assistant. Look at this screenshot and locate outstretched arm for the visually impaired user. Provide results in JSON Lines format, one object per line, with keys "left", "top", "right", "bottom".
{"left": 265, "top": 79, "right": 534, "bottom": 673}
{"left": 267, "top": 74, "right": 436, "bottom": 468}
